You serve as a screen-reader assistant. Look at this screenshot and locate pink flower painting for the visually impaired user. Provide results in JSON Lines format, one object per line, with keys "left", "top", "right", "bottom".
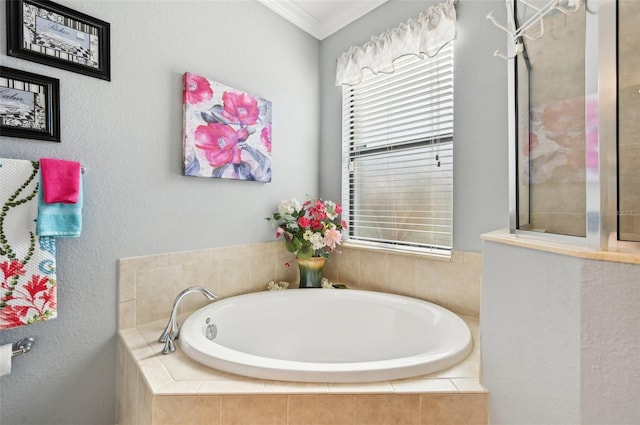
{"left": 183, "top": 72, "right": 272, "bottom": 182}
{"left": 184, "top": 72, "right": 213, "bottom": 105}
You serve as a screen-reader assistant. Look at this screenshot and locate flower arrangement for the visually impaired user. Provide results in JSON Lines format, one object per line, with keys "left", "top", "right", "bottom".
{"left": 267, "top": 197, "right": 346, "bottom": 259}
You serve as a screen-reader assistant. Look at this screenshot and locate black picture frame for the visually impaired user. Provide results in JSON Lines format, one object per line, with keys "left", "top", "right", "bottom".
{"left": 0, "top": 66, "right": 60, "bottom": 142}
{"left": 6, "top": 0, "right": 111, "bottom": 81}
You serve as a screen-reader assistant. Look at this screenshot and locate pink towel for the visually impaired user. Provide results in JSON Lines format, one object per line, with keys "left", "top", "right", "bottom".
{"left": 40, "top": 158, "right": 82, "bottom": 204}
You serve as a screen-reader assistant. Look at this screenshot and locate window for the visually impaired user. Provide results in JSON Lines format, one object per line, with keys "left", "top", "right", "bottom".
{"left": 341, "top": 43, "right": 454, "bottom": 255}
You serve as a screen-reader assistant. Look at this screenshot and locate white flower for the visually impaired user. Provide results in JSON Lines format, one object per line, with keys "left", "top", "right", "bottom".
{"left": 325, "top": 200, "right": 338, "bottom": 220}
{"left": 278, "top": 199, "right": 301, "bottom": 216}
{"left": 267, "top": 280, "right": 290, "bottom": 291}
{"left": 309, "top": 232, "right": 325, "bottom": 250}
{"left": 303, "top": 230, "right": 313, "bottom": 240}
{"left": 321, "top": 278, "right": 334, "bottom": 289}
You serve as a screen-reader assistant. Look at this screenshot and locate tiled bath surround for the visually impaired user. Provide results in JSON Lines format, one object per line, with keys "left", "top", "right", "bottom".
{"left": 118, "top": 242, "right": 482, "bottom": 329}
{"left": 119, "top": 316, "right": 485, "bottom": 425}
{"left": 117, "top": 242, "right": 486, "bottom": 424}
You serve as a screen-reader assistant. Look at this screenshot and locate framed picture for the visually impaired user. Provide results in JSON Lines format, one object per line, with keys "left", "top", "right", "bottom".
{"left": 6, "top": 0, "right": 111, "bottom": 81}
{"left": 0, "top": 66, "right": 60, "bottom": 142}
{"left": 183, "top": 72, "right": 272, "bottom": 183}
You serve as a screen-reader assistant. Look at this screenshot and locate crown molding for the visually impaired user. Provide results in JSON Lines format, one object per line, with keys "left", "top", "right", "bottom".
{"left": 257, "top": 0, "right": 389, "bottom": 40}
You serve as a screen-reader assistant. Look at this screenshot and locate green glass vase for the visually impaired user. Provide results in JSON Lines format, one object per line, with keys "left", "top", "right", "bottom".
{"left": 296, "top": 257, "right": 326, "bottom": 288}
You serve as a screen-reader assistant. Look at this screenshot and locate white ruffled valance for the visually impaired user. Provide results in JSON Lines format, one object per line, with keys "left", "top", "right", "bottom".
{"left": 335, "top": 0, "right": 457, "bottom": 86}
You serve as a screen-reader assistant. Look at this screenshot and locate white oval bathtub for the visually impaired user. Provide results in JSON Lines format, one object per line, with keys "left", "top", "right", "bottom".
{"left": 179, "top": 289, "right": 472, "bottom": 383}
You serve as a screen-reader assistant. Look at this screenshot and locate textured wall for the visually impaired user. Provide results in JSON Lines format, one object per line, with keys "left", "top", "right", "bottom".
{"left": 581, "top": 259, "right": 640, "bottom": 424}
{"left": 481, "top": 241, "right": 582, "bottom": 424}
{"left": 482, "top": 239, "right": 640, "bottom": 424}
{"left": 0, "top": 1, "right": 320, "bottom": 424}
{"left": 319, "top": 0, "right": 510, "bottom": 253}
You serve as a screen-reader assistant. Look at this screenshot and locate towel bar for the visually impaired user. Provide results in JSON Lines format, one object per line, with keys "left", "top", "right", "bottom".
{"left": 12, "top": 337, "right": 35, "bottom": 358}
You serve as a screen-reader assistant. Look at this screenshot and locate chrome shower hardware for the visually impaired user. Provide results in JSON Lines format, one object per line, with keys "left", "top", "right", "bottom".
{"left": 486, "top": 0, "right": 583, "bottom": 59}
{"left": 159, "top": 286, "right": 217, "bottom": 354}
{"left": 12, "top": 336, "right": 35, "bottom": 357}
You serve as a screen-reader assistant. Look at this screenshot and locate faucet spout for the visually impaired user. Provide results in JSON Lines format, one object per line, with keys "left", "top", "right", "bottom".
{"left": 159, "top": 286, "right": 217, "bottom": 354}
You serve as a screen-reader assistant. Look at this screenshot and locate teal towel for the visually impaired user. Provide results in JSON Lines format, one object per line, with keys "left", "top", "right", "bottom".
{"left": 36, "top": 174, "right": 83, "bottom": 238}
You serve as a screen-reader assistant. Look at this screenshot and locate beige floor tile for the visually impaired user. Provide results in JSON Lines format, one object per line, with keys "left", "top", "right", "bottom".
{"left": 160, "top": 350, "right": 243, "bottom": 381}
{"left": 155, "top": 380, "right": 205, "bottom": 395}
{"left": 288, "top": 394, "right": 355, "bottom": 425}
{"left": 137, "top": 375, "right": 154, "bottom": 425}
{"left": 220, "top": 395, "right": 287, "bottom": 425}
{"left": 153, "top": 395, "right": 220, "bottom": 425}
{"left": 390, "top": 378, "right": 458, "bottom": 393}
{"left": 327, "top": 381, "right": 394, "bottom": 394}
{"left": 136, "top": 265, "right": 185, "bottom": 325}
{"left": 450, "top": 378, "right": 487, "bottom": 393}
{"left": 354, "top": 394, "right": 420, "bottom": 425}
{"left": 263, "top": 381, "right": 330, "bottom": 393}
{"left": 200, "top": 379, "right": 266, "bottom": 394}
{"left": 420, "top": 393, "right": 488, "bottom": 425}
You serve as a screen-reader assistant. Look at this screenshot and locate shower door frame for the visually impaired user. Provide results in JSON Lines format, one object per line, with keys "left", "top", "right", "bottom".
{"left": 508, "top": 0, "right": 637, "bottom": 252}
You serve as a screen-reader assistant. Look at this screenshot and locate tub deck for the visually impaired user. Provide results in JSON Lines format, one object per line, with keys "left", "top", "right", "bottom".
{"left": 118, "top": 315, "right": 487, "bottom": 425}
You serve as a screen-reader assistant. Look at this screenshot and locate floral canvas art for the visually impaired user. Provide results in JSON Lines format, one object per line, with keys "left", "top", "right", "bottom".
{"left": 182, "top": 72, "right": 272, "bottom": 182}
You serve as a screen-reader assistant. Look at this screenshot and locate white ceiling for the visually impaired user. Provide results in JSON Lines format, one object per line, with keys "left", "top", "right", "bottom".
{"left": 257, "top": 0, "right": 389, "bottom": 40}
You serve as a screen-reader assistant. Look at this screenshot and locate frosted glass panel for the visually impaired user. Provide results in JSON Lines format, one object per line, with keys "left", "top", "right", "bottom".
{"left": 516, "top": 3, "right": 586, "bottom": 237}
{"left": 618, "top": 0, "right": 640, "bottom": 242}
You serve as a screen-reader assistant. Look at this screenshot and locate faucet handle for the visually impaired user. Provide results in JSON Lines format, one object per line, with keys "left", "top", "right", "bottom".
{"left": 158, "top": 286, "right": 217, "bottom": 352}
{"left": 162, "top": 338, "right": 176, "bottom": 354}
{"left": 159, "top": 321, "right": 178, "bottom": 343}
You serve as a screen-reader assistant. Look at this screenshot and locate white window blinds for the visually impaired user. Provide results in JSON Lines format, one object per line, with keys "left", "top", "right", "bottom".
{"left": 341, "top": 43, "right": 454, "bottom": 254}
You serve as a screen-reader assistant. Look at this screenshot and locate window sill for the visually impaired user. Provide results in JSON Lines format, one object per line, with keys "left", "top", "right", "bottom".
{"left": 340, "top": 241, "right": 452, "bottom": 262}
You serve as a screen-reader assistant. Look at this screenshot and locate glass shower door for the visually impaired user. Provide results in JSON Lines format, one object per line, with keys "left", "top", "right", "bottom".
{"left": 515, "top": 2, "right": 587, "bottom": 237}
{"left": 617, "top": 0, "right": 640, "bottom": 243}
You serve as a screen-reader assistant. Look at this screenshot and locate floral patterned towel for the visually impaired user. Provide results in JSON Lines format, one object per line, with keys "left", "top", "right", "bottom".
{"left": 0, "top": 159, "right": 57, "bottom": 330}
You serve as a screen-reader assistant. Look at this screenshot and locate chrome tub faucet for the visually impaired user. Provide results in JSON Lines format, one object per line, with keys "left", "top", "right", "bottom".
{"left": 159, "top": 286, "right": 217, "bottom": 354}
